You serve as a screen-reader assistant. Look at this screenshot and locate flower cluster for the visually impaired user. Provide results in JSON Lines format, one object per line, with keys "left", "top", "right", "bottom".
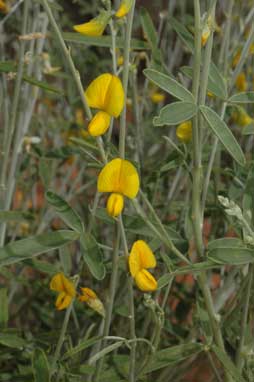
{"left": 50, "top": 273, "right": 104, "bottom": 316}
{"left": 73, "top": 0, "right": 133, "bottom": 37}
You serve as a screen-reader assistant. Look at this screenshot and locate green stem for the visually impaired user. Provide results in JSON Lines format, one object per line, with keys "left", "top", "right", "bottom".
{"left": 119, "top": 0, "right": 136, "bottom": 158}
{"left": 51, "top": 300, "right": 73, "bottom": 376}
{"left": 41, "top": 0, "right": 107, "bottom": 164}
{"left": 118, "top": 215, "right": 136, "bottom": 382}
{"left": 236, "top": 264, "right": 253, "bottom": 371}
{"left": 0, "top": 0, "right": 29, "bottom": 245}
{"left": 92, "top": 226, "right": 121, "bottom": 382}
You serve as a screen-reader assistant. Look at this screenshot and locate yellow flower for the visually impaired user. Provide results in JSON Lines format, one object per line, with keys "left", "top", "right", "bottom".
{"left": 0, "top": 0, "right": 9, "bottom": 13}
{"left": 98, "top": 158, "right": 140, "bottom": 217}
{"left": 150, "top": 91, "right": 165, "bottom": 104}
{"left": 176, "top": 121, "right": 192, "bottom": 143}
{"left": 115, "top": 0, "right": 133, "bottom": 18}
{"left": 236, "top": 72, "right": 247, "bottom": 92}
{"left": 79, "top": 287, "right": 105, "bottom": 317}
{"left": 129, "top": 240, "right": 157, "bottom": 292}
{"left": 73, "top": 10, "right": 110, "bottom": 37}
{"left": 85, "top": 73, "right": 124, "bottom": 136}
{"left": 50, "top": 273, "right": 76, "bottom": 311}
{"left": 117, "top": 55, "right": 124, "bottom": 66}
{"left": 106, "top": 193, "right": 124, "bottom": 217}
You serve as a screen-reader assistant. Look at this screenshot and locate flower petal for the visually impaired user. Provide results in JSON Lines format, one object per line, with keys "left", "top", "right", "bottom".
{"left": 104, "top": 75, "right": 124, "bottom": 117}
{"left": 85, "top": 74, "right": 124, "bottom": 117}
{"left": 129, "top": 240, "right": 156, "bottom": 277}
{"left": 55, "top": 292, "right": 72, "bottom": 310}
{"left": 79, "top": 287, "right": 97, "bottom": 302}
{"left": 50, "top": 273, "right": 65, "bottom": 292}
{"left": 62, "top": 275, "right": 76, "bottom": 298}
{"left": 88, "top": 111, "right": 111, "bottom": 136}
{"left": 85, "top": 73, "right": 112, "bottom": 111}
{"left": 115, "top": 0, "right": 132, "bottom": 18}
{"left": 134, "top": 269, "right": 157, "bottom": 292}
{"left": 73, "top": 11, "right": 110, "bottom": 37}
{"left": 176, "top": 121, "right": 192, "bottom": 143}
{"left": 97, "top": 158, "right": 139, "bottom": 199}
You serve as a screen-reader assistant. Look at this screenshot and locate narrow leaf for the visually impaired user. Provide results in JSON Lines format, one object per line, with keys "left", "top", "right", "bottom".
{"left": 0, "top": 230, "right": 79, "bottom": 267}
{"left": 168, "top": 17, "right": 194, "bottom": 51}
{"left": 62, "top": 336, "right": 101, "bottom": 360}
{"left": 80, "top": 232, "right": 106, "bottom": 280}
{"left": 154, "top": 102, "right": 197, "bottom": 126}
{"left": 200, "top": 105, "right": 245, "bottom": 166}
{"left": 0, "top": 211, "right": 34, "bottom": 222}
{"left": 144, "top": 69, "right": 194, "bottom": 102}
{"left": 229, "top": 92, "right": 254, "bottom": 104}
{"left": 0, "top": 333, "right": 26, "bottom": 349}
{"left": 0, "top": 289, "right": 8, "bottom": 328}
{"left": 212, "top": 345, "right": 247, "bottom": 382}
{"left": 88, "top": 341, "right": 124, "bottom": 364}
{"left": 46, "top": 191, "right": 84, "bottom": 232}
{"left": 32, "top": 348, "right": 50, "bottom": 382}
{"left": 62, "top": 33, "right": 149, "bottom": 50}
{"left": 140, "top": 7, "right": 158, "bottom": 50}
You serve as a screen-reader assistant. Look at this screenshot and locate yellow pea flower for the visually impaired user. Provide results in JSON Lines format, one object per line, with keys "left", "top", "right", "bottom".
{"left": 115, "top": 0, "right": 133, "bottom": 18}
{"left": 236, "top": 72, "right": 247, "bottom": 92}
{"left": 97, "top": 158, "right": 140, "bottom": 217}
{"left": 85, "top": 73, "right": 124, "bottom": 136}
{"left": 150, "top": 91, "right": 165, "bottom": 104}
{"left": 50, "top": 273, "right": 76, "bottom": 311}
{"left": 79, "top": 287, "right": 105, "bottom": 317}
{"left": 106, "top": 192, "right": 124, "bottom": 217}
{"left": 176, "top": 121, "right": 192, "bottom": 143}
{"left": 73, "top": 10, "right": 110, "bottom": 37}
{"left": 0, "top": 0, "right": 9, "bottom": 13}
{"left": 129, "top": 240, "right": 157, "bottom": 292}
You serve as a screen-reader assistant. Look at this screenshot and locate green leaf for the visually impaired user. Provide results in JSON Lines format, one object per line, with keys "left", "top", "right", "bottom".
{"left": 141, "top": 343, "right": 203, "bottom": 374}
{"left": 140, "top": 7, "right": 158, "bottom": 50}
{"left": 22, "top": 75, "right": 63, "bottom": 95}
{"left": 0, "top": 211, "right": 34, "bottom": 222}
{"left": 46, "top": 191, "right": 84, "bottom": 232}
{"left": 24, "top": 259, "right": 59, "bottom": 275}
{"left": 211, "top": 345, "right": 247, "bottom": 382}
{"left": 0, "top": 230, "right": 79, "bottom": 267}
{"left": 209, "top": 62, "right": 228, "bottom": 100}
{"left": 0, "top": 333, "right": 26, "bottom": 349}
{"left": 80, "top": 232, "right": 105, "bottom": 280}
{"left": 39, "top": 158, "right": 54, "bottom": 188}
{"left": 181, "top": 65, "right": 227, "bottom": 100}
{"left": 154, "top": 102, "right": 197, "bottom": 126}
{"left": 229, "top": 92, "right": 254, "bottom": 104}
{"left": 208, "top": 238, "right": 254, "bottom": 265}
{"left": 88, "top": 341, "right": 124, "bottom": 364}
{"left": 32, "top": 348, "right": 50, "bottom": 382}
{"left": 62, "top": 33, "right": 149, "bottom": 50}
{"left": 157, "top": 273, "right": 174, "bottom": 289}
{"left": 168, "top": 17, "right": 194, "bottom": 51}
{"left": 200, "top": 105, "right": 246, "bottom": 166}
{"left": 143, "top": 69, "right": 194, "bottom": 102}
{"left": 0, "top": 289, "right": 8, "bottom": 328}
{"left": 242, "top": 124, "right": 254, "bottom": 135}
{"left": 62, "top": 336, "right": 101, "bottom": 360}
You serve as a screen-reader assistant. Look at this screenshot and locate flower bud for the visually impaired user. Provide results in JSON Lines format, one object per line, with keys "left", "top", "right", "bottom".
{"left": 176, "top": 121, "right": 192, "bottom": 143}
{"left": 106, "top": 193, "right": 124, "bottom": 217}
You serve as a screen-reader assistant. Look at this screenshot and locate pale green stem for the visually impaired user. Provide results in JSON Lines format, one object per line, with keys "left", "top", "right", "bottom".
{"left": 0, "top": 0, "right": 29, "bottom": 245}
{"left": 236, "top": 264, "right": 253, "bottom": 371}
{"left": 41, "top": 0, "right": 107, "bottom": 164}
{"left": 92, "top": 226, "right": 121, "bottom": 382}
{"left": 191, "top": 2, "right": 232, "bottom": 381}
{"left": 118, "top": 215, "right": 136, "bottom": 382}
{"left": 51, "top": 299, "right": 74, "bottom": 376}
{"left": 119, "top": 0, "right": 136, "bottom": 158}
